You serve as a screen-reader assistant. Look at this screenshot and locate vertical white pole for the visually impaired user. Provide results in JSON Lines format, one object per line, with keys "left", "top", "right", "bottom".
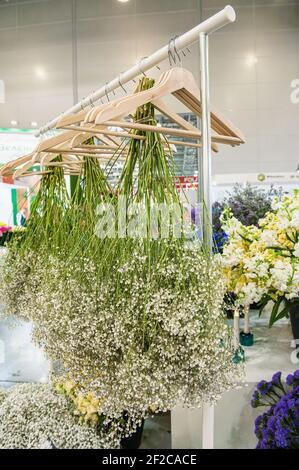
{"left": 199, "top": 32, "right": 212, "bottom": 253}
{"left": 199, "top": 31, "right": 214, "bottom": 450}
{"left": 202, "top": 404, "right": 215, "bottom": 449}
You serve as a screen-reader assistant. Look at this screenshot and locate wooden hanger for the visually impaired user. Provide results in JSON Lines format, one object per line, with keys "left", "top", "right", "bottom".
{"left": 0, "top": 152, "right": 35, "bottom": 177}
{"left": 3, "top": 68, "right": 245, "bottom": 179}
{"left": 54, "top": 71, "right": 172, "bottom": 127}
{"left": 83, "top": 67, "right": 245, "bottom": 145}
{"left": 12, "top": 153, "right": 82, "bottom": 179}
{"left": 30, "top": 124, "right": 123, "bottom": 170}
{"left": 55, "top": 69, "right": 218, "bottom": 149}
{"left": 56, "top": 68, "right": 244, "bottom": 150}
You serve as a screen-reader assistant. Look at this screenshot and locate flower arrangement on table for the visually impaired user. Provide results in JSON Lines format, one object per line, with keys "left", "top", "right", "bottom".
{"left": 251, "top": 369, "right": 299, "bottom": 449}
{"left": 220, "top": 191, "right": 299, "bottom": 326}
{"left": 212, "top": 184, "right": 282, "bottom": 252}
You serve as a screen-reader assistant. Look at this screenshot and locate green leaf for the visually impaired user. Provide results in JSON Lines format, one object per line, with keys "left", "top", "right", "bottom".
{"left": 257, "top": 297, "right": 269, "bottom": 317}
{"left": 269, "top": 297, "right": 283, "bottom": 328}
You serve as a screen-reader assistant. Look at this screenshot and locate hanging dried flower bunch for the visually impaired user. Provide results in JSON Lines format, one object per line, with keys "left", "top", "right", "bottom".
{"left": 0, "top": 78, "right": 243, "bottom": 445}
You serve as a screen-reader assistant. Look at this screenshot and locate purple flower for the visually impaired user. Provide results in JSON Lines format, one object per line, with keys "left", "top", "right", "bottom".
{"left": 257, "top": 380, "right": 272, "bottom": 396}
{"left": 275, "top": 424, "right": 290, "bottom": 448}
{"left": 294, "top": 370, "right": 299, "bottom": 380}
{"left": 267, "top": 416, "right": 276, "bottom": 433}
{"left": 272, "top": 371, "right": 282, "bottom": 387}
{"left": 251, "top": 390, "right": 260, "bottom": 408}
{"left": 286, "top": 374, "right": 294, "bottom": 386}
{"left": 253, "top": 370, "right": 299, "bottom": 449}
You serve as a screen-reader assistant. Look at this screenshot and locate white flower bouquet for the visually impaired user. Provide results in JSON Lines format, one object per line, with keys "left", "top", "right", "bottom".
{"left": 220, "top": 190, "right": 299, "bottom": 326}
{"left": 0, "top": 383, "right": 118, "bottom": 449}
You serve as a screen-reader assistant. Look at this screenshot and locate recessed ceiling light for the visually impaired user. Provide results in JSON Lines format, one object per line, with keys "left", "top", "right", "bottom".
{"left": 246, "top": 55, "right": 258, "bottom": 67}
{"left": 118, "top": 0, "right": 130, "bottom": 3}
{"left": 35, "top": 65, "right": 47, "bottom": 80}
{"left": 31, "top": 121, "right": 38, "bottom": 127}
{"left": 10, "top": 120, "right": 18, "bottom": 126}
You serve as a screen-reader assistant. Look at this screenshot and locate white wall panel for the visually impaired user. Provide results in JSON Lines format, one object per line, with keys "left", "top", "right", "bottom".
{"left": 0, "top": 0, "right": 298, "bottom": 175}
{"left": 205, "top": 0, "right": 299, "bottom": 174}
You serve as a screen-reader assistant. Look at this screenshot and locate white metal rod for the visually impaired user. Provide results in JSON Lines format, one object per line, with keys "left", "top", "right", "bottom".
{"left": 199, "top": 32, "right": 213, "bottom": 254}
{"left": 36, "top": 6, "right": 236, "bottom": 137}
{"left": 199, "top": 31, "right": 214, "bottom": 450}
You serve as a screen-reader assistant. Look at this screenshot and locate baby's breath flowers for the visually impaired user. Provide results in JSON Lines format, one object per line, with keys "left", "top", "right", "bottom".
{"left": 3, "top": 241, "right": 242, "bottom": 436}
{"left": 0, "top": 383, "right": 118, "bottom": 449}
{"left": 0, "top": 389, "right": 7, "bottom": 405}
{"left": 0, "top": 78, "right": 243, "bottom": 446}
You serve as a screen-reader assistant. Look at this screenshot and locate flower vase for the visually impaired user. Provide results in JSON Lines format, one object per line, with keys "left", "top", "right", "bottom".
{"left": 289, "top": 304, "right": 299, "bottom": 342}
{"left": 120, "top": 419, "right": 144, "bottom": 449}
{"left": 240, "top": 306, "right": 254, "bottom": 347}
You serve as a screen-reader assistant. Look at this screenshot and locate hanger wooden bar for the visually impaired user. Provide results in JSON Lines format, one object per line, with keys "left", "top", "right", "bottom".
{"left": 56, "top": 69, "right": 244, "bottom": 147}
{"left": 62, "top": 126, "right": 157, "bottom": 141}
{"left": 77, "top": 144, "right": 123, "bottom": 151}
{"left": 62, "top": 125, "right": 209, "bottom": 149}
{"left": 174, "top": 89, "right": 245, "bottom": 142}
{"left": 63, "top": 124, "right": 241, "bottom": 146}
{"left": 45, "top": 148, "right": 128, "bottom": 156}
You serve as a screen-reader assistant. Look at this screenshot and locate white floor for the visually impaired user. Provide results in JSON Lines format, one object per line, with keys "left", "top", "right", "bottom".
{"left": 0, "top": 309, "right": 297, "bottom": 448}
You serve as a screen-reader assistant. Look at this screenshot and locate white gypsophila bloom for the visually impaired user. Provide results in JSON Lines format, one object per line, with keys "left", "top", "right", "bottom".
{"left": 0, "top": 383, "right": 118, "bottom": 449}
{"left": 0, "top": 247, "right": 8, "bottom": 263}
{"left": 0, "top": 244, "right": 243, "bottom": 435}
{"left": 0, "top": 389, "right": 7, "bottom": 405}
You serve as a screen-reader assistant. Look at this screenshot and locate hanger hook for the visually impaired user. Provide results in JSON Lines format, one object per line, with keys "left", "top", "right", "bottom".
{"left": 138, "top": 56, "right": 148, "bottom": 77}
{"left": 118, "top": 72, "right": 127, "bottom": 94}
{"left": 182, "top": 46, "right": 191, "bottom": 57}
{"left": 168, "top": 37, "right": 176, "bottom": 67}
{"left": 89, "top": 91, "right": 95, "bottom": 108}
{"left": 105, "top": 83, "right": 110, "bottom": 102}
{"left": 172, "top": 35, "right": 182, "bottom": 64}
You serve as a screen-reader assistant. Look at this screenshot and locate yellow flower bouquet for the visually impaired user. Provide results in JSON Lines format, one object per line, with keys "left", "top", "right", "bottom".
{"left": 220, "top": 190, "right": 299, "bottom": 326}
